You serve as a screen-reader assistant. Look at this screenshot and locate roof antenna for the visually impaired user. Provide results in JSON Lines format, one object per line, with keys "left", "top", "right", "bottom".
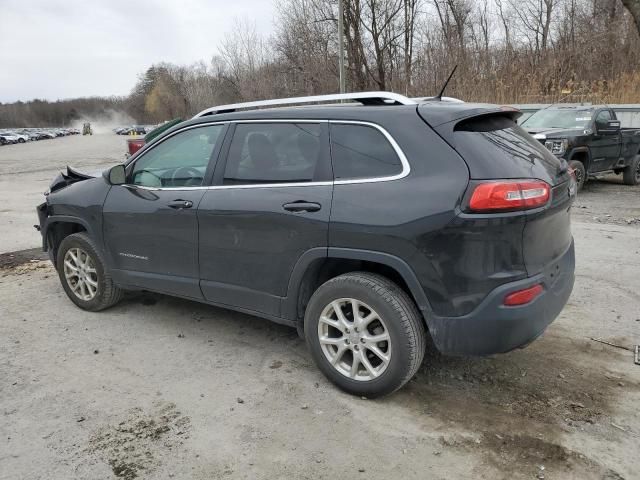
{"left": 435, "top": 65, "right": 458, "bottom": 101}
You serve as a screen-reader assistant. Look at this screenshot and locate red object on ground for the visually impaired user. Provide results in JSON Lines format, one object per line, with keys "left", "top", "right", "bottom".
{"left": 127, "top": 137, "right": 145, "bottom": 156}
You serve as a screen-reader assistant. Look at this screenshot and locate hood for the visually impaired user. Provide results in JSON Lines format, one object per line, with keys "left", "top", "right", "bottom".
{"left": 526, "top": 127, "right": 587, "bottom": 140}
{"left": 48, "top": 166, "right": 96, "bottom": 194}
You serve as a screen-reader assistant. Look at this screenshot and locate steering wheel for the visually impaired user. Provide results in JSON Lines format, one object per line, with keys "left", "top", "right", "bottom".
{"left": 133, "top": 169, "right": 163, "bottom": 187}
{"left": 171, "top": 166, "right": 203, "bottom": 187}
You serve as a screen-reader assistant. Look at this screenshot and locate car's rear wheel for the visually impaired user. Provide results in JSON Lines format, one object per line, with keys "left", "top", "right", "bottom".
{"left": 56, "top": 232, "right": 123, "bottom": 311}
{"left": 622, "top": 155, "right": 640, "bottom": 186}
{"left": 304, "top": 272, "right": 426, "bottom": 398}
{"left": 569, "top": 160, "right": 586, "bottom": 191}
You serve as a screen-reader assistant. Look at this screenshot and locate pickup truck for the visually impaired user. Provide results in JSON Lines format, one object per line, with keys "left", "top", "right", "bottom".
{"left": 522, "top": 105, "right": 640, "bottom": 190}
{"left": 124, "top": 119, "right": 182, "bottom": 157}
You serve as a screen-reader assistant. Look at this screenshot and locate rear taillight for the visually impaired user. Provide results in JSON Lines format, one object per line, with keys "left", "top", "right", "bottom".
{"left": 504, "top": 284, "right": 544, "bottom": 306}
{"left": 469, "top": 180, "right": 550, "bottom": 212}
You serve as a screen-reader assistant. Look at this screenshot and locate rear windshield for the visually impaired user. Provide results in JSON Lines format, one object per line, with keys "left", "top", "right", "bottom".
{"left": 452, "top": 114, "right": 561, "bottom": 179}
{"left": 521, "top": 109, "right": 593, "bottom": 129}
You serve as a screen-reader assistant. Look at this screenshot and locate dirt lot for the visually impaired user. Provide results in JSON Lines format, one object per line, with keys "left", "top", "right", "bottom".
{"left": 1, "top": 135, "right": 639, "bottom": 479}
{"left": 0, "top": 134, "right": 124, "bottom": 253}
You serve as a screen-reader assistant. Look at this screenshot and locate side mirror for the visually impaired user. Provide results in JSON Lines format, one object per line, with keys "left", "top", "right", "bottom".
{"left": 598, "top": 120, "right": 621, "bottom": 135}
{"left": 103, "top": 164, "right": 126, "bottom": 185}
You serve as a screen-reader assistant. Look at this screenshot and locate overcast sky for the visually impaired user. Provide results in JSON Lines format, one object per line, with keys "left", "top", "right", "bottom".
{"left": 0, "top": 0, "right": 276, "bottom": 103}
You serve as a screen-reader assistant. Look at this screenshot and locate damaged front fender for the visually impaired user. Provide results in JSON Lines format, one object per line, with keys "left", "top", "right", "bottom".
{"left": 48, "top": 166, "right": 95, "bottom": 194}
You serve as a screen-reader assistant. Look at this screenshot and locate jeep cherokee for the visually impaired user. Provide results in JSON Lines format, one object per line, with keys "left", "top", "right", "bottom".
{"left": 36, "top": 92, "right": 576, "bottom": 397}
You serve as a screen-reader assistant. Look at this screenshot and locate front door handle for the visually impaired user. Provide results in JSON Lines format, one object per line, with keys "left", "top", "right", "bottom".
{"left": 168, "top": 199, "right": 193, "bottom": 209}
{"left": 283, "top": 201, "right": 321, "bottom": 212}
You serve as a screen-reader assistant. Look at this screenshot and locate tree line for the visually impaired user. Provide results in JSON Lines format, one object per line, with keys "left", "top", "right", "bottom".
{"left": 2, "top": 0, "right": 640, "bottom": 128}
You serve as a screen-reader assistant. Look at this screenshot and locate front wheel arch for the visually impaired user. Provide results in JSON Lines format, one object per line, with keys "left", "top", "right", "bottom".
{"left": 568, "top": 148, "right": 590, "bottom": 169}
{"left": 44, "top": 219, "right": 89, "bottom": 264}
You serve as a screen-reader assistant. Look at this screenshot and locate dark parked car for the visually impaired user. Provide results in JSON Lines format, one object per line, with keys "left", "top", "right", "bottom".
{"left": 522, "top": 105, "right": 640, "bottom": 190}
{"left": 36, "top": 93, "right": 576, "bottom": 397}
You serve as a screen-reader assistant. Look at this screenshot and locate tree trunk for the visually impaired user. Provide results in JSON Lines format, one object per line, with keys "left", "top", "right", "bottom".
{"left": 621, "top": 0, "right": 640, "bottom": 35}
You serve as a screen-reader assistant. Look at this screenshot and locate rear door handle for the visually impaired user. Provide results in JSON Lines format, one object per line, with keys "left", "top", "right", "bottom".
{"left": 283, "top": 201, "right": 321, "bottom": 212}
{"left": 168, "top": 199, "right": 193, "bottom": 209}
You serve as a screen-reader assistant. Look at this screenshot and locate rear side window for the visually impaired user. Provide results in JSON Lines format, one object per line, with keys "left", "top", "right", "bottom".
{"left": 452, "top": 114, "right": 561, "bottom": 177}
{"left": 223, "top": 123, "right": 322, "bottom": 185}
{"left": 330, "top": 124, "right": 402, "bottom": 180}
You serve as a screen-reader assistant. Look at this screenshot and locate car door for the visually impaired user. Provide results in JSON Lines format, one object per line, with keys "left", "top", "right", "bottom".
{"left": 197, "top": 121, "right": 332, "bottom": 317}
{"left": 590, "top": 110, "right": 620, "bottom": 171}
{"left": 102, "top": 123, "right": 227, "bottom": 299}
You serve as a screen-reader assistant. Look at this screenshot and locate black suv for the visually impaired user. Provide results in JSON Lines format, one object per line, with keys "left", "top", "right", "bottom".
{"left": 36, "top": 93, "right": 576, "bottom": 397}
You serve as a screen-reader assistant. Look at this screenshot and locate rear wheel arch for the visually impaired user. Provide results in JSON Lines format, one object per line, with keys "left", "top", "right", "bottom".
{"left": 285, "top": 248, "right": 431, "bottom": 335}
{"left": 622, "top": 154, "right": 640, "bottom": 186}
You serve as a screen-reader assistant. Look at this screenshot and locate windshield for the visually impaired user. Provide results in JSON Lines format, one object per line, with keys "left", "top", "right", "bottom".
{"left": 522, "top": 109, "right": 593, "bottom": 129}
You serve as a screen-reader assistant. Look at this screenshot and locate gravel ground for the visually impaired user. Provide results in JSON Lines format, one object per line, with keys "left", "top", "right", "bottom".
{"left": 1, "top": 134, "right": 639, "bottom": 479}
{"left": 0, "top": 134, "right": 124, "bottom": 253}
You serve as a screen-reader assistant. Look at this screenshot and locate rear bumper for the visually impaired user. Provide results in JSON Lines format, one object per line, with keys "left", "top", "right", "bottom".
{"left": 426, "top": 239, "right": 575, "bottom": 356}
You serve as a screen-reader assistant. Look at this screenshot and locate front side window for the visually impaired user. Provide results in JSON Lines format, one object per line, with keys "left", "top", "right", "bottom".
{"left": 330, "top": 124, "right": 402, "bottom": 180}
{"left": 223, "top": 123, "right": 322, "bottom": 185}
{"left": 130, "top": 125, "right": 224, "bottom": 187}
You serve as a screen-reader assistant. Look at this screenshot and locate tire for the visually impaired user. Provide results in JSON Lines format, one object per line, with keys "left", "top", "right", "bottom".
{"left": 56, "top": 232, "right": 123, "bottom": 311}
{"left": 18, "top": 138, "right": 25, "bottom": 143}
{"left": 569, "top": 160, "right": 586, "bottom": 191}
{"left": 622, "top": 155, "right": 640, "bottom": 186}
{"left": 304, "top": 272, "right": 426, "bottom": 398}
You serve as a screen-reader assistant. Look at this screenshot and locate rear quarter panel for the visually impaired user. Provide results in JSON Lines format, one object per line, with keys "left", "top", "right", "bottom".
{"left": 329, "top": 112, "right": 485, "bottom": 316}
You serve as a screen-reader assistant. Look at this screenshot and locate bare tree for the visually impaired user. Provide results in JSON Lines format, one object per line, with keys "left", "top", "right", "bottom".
{"left": 4, "top": 0, "right": 640, "bottom": 127}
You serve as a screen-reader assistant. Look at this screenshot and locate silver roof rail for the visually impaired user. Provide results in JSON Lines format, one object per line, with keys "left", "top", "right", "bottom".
{"left": 192, "top": 91, "right": 417, "bottom": 118}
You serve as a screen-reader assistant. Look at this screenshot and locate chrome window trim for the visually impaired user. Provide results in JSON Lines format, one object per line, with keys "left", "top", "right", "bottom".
{"left": 123, "top": 119, "right": 410, "bottom": 191}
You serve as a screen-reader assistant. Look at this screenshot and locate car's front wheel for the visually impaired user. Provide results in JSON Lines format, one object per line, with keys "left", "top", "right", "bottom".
{"left": 56, "top": 232, "right": 123, "bottom": 311}
{"left": 304, "top": 272, "right": 426, "bottom": 398}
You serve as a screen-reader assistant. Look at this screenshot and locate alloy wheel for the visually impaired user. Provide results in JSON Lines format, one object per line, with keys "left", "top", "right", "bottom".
{"left": 317, "top": 298, "right": 392, "bottom": 381}
{"left": 63, "top": 247, "right": 99, "bottom": 301}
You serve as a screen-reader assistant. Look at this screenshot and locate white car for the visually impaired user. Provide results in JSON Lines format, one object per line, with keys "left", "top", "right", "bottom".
{"left": 0, "top": 132, "right": 21, "bottom": 145}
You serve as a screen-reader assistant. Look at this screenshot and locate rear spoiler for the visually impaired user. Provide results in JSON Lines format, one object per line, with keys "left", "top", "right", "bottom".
{"left": 418, "top": 103, "right": 522, "bottom": 128}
